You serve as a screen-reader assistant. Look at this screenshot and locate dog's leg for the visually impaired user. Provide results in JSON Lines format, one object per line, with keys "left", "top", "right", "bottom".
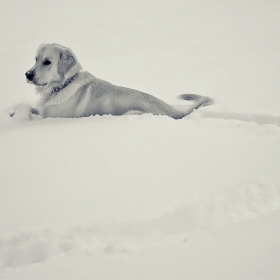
{"left": 10, "top": 107, "right": 40, "bottom": 117}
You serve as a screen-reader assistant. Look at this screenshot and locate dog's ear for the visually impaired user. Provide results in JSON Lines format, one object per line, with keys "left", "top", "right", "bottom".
{"left": 58, "top": 49, "right": 77, "bottom": 77}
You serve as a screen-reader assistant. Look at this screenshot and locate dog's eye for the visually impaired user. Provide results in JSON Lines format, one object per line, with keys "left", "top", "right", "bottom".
{"left": 43, "top": 60, "right": 51, "bottom": 66}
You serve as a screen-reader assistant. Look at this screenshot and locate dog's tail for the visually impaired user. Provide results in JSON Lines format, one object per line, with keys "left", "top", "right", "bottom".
{"left": 179, "top": 94, "right": 214, "bottom": 106}
{"left": 172, "top": 93, "right": 214, "bottom": 119}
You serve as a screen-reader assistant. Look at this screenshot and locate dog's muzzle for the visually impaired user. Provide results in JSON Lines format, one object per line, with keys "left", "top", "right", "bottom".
{"left": 25, "top": 70, "right": 34, "bottom": 81}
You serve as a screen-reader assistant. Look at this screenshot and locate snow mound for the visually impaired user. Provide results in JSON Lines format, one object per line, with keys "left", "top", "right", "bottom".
{"left": 0, "top": 110, "right": 280, "bottom": 279}
{"left": 1, "top": 182, "right": 279, "bottom": 269}
{"left": 0, "top": 182, "right": 280, "bottom": 268}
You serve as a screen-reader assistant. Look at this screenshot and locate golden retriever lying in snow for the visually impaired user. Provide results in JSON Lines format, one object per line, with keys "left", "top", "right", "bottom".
{"left": 12, "top": 43, "right": 213, "bottom": 119}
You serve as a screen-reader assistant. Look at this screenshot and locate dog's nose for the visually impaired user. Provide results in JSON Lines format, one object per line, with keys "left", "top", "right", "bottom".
{"left": 25, "top": 70, "right": 34, "bottom": 81}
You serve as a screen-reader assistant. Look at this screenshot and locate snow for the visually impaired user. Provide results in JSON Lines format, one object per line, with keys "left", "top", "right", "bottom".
{"left": 1, "top": 0, "right": 280, "bottom": 279}
{"left": 1, "top": 114, "right": 280, "bottom": 279}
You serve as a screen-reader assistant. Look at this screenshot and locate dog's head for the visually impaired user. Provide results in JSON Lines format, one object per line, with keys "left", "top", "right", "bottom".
{"left": 25, "top": 44, "right": 82, "bottom": 91}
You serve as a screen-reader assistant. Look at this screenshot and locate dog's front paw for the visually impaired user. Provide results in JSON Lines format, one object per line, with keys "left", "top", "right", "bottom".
{"left": 12, "top": 104, "right": 32, "bottom": 121}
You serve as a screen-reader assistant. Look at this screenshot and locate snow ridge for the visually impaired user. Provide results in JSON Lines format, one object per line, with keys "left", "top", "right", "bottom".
{"left": 1, "top": 182, "right": 279, "bottom": 269}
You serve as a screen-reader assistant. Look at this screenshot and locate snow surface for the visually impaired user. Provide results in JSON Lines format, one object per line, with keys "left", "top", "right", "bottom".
{"left": 1, "top": 0, "right": 280, "bottom": 279}
{"left": 1, "top": 113, "right": 280, "bottom": 279}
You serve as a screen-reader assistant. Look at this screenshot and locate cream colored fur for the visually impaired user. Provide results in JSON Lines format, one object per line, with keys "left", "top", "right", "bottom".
{"left": 24, "top": 43, "right": 213, "bottom": 119}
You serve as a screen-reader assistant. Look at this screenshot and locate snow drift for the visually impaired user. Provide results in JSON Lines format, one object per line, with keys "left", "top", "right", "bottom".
{"left": 1, "top": 110, "right": 280, "bottom": 279}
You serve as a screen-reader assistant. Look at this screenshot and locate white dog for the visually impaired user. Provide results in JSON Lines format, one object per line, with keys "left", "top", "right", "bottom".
{"left": 12, "top": 43, "right": 213, "bottom": 119}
